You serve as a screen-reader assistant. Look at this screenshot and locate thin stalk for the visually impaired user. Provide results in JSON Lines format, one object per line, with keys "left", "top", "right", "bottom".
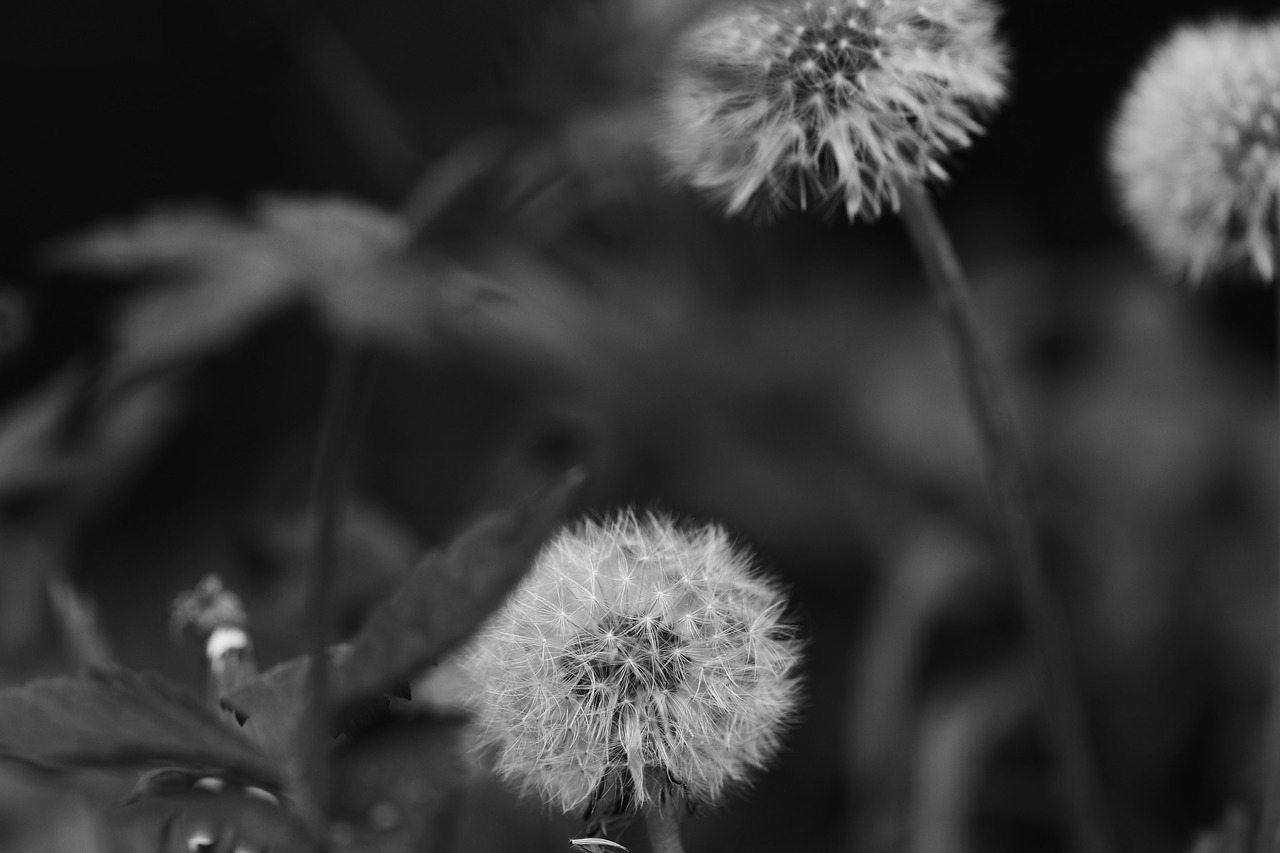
{"left": 286, "top": 7, "right": 423, "bottom": 195}
{"left": 1255, "top": 280, "right": 1280, "bottom": 853}
{"left": 643, "top": 807, "right": 687, "bottom": 853}
{"left": 300, "top": 341, "right": 365, "bottom": 826}
{"left": 896, "top": 183, "right": 1113, "bottom": 853}
{"left": 399, "top": 131, "right": 509, "bottom": 238}
{"left": 47, "top": 568, "right": 115, "bottom": 671}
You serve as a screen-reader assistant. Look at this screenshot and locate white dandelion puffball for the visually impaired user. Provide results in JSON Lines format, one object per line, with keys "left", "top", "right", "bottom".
{"left": 465, "top": 512, "right": 800, "bottom": 814}
{"left": 1110, "top": 19, "right": 1280, "bottom": 282}
{"left": 658, "top": 0, "right": 1008, "bottom": 219}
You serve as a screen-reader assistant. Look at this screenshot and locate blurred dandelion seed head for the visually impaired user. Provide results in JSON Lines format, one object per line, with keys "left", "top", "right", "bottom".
{"left": 1110, "top": 19, "right": 1280, "bottom": 282}
{"left": 657, "top": 0, "right": 1008, "bottom": 220}
{"left": 464, "top": 511, "right": 800, "bottom": 814}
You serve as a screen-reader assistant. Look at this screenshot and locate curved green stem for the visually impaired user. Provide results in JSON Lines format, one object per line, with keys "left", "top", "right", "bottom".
{"left": 896, "top": 183, "right": 1113, "bottom": 853}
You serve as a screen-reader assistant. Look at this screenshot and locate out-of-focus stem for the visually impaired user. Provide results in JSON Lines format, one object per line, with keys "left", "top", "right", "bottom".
{"left": 896, "top": 182, "right": 1113, "bottom": 853}
{"left": 643, "top": 807, "right": 687, "bottom": 853}
{"left": 400, "top": 132, "right": 508, "bottom": 237}
{"left": 288, "top": 11, "right": 423, "bottom": 195}
{"left": 1255, "top": 280, "right": 1280, "bottom": 853}
{"left": 301, "top": 341, "right": 365, "bottom": 828}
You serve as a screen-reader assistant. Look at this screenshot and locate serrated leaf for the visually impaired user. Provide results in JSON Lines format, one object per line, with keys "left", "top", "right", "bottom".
{"left": 221, "top": 470, "right": 580, "bottom": 759}
{"left": 49, "top": 198, "right": 438, "bottom": 386}
{"left": 216, "top": 646, "right": 354, "bottom": 764}
{"left": 0, "top": 669, "right": 277, "bottom": 788}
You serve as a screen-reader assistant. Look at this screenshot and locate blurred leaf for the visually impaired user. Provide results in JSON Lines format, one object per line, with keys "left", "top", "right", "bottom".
{"left": 290, "top": 13, "right": 424, "bottom": 194}
{"left": 0, "top": 521, "right": 62, "bottom": 658}
{"left": 328, "top": 713, "right": 468, "bottom": 853}
{"left": 846, "top": 522, "right": 990, "bottom": 851}
{"left": 907, "top": 672, "right": 1031, "bottom": 853}
{"left": 0, "top": 763, "right": 112, "bottom": 853}
{"left": 331, "top": 465, "right": 582, "bottom": 704}
{"left": 222, "top": 468, "right": 580, "bottom": 760}
{"left": 1187, "top": 809, "right": 1250, "bottom": 853}
{"left": 0, "top": 669, "right": 278, "bottom": 788}
{"left": 249, "top": 499, "right": 420, "bottom": 631}
{"left": 517, "top": 0, "right": 727, "bottom": 123}
{"left": 46, "top": 572, "right": 116, "bottom": 670}
{"left": 49, "top": 197, "right": 438, "bottom": 386}
{"left": 0, "top": 369, "right": 175, "bottom": 508}
{"left": 0, "top": 373, "right": 83, "bottom": 496}
{"left": 106, "top": 787, "right": 312, "bottom": 853}
{"left": 406, "top": 0, "right": 732, "bottom": 248}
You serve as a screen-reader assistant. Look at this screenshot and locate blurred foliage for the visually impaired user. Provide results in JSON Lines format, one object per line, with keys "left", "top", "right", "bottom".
{"left": 0, "top": 0, "right": 1277, "bottom": 852}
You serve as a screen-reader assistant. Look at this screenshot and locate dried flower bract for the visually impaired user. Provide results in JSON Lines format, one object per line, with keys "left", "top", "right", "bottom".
{"left": 1110, "top": 19, "right": 1280, "bottom": 282}
{"left": 464, "top": 512, "right": 800, "bottom": 816}
{"left": 658, "top": 0, "right": 1008, "bottom": 219}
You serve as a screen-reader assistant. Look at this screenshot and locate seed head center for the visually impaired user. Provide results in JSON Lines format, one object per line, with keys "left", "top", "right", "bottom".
{"left": 1214, "top": 92, "right": 1280, "bottom": 178}
{"left": 563, "top": 615, "right": 690, "bottom": 704}
{"left": 780, "top": 20, "right": 880, "bottom": 103}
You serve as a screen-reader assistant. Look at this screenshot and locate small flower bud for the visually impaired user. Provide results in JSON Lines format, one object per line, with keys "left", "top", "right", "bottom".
{"left": 170, "top": 575, "right": 257, "bottom": 699}
{"left": 463, "top": 512, "right": 800, "bottom": 818}
{"left": 658, "top": 0, "right": 1008, "bottom": 219}
{"left": 1109, "top": 19, "right": 1280, "bottom": 282}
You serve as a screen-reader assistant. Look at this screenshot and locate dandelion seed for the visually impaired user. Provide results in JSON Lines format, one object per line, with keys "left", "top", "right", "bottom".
{"left": 1109, "top": 19, "right": 1280, "bottom": 282}
{"left": 658, "top": 0, "right": 1007, "bottom": 219}
{"left": 463, "top": 512, "right": 800, "bottom": 821}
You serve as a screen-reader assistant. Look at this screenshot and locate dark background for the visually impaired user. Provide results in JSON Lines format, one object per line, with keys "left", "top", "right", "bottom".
{"left": 1, "top": 0, "right": 1277, "bottom": 256}
{"left": 4, "top": 0, "right": 1279, "bottom": 354}
{"left": 2, "top": 2, "right": 1280, "bottom": 852}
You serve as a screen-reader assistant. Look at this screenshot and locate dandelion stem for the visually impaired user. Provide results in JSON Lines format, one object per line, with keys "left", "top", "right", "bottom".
{"left": 1255, "top": 281, "right": 1280, "bottom": 853}
{"left": 896, "top": 183, "right": 1113, "bottom": 853}
{"left": 643, "top": 807, "right": 687, "bottom": 853}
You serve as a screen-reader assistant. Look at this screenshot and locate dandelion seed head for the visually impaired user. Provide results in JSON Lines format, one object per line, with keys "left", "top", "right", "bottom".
{"left": 1109, "top": 19, "right": 1280, "bottom": 282}
{"left": 658, "top": 0, "right": 1007, "bottom": 219}
{"left": 463, "top": 511, "right": 801, "bottom": 813}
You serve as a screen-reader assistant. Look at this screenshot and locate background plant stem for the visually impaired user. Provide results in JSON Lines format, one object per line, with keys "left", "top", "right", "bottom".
{"left": 1255, "top": 280, "right": 1280, "bottom": 853}
{"left": 896, "top": 182, "right": 1113, "bottom": 853}
{"left": 643, "top": 807, "right": 687, "bottom": 853}
{"left": 300, "top": 341, "right": 366, "bottom": 830}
